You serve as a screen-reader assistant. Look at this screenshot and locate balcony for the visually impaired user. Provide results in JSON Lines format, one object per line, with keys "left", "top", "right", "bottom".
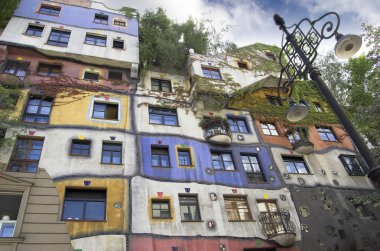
{"left": 200, "top": 117, "right": 232, "bottom": 145}
{"left": 258, "top": 210, "right": 296, "bottom": 247}
{"left": 287, "top": 127, "right": 314, "bottom": 154}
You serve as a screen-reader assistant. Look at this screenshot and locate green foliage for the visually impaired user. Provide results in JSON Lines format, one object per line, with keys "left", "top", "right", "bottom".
{"left": 139, "top": 8, "right": 236, "bottom": 73}
{"left": 119, "top": 6, "right": 137, "bottom": 19}
{"left": 351, "top": 192, "right": 380, "bottom": 207}
{"left": 0, "top": 0, "right": 19, "bottom": 29}
{"left": 199, "top": 116, "right": 230, "bottom": 131}
{"left": 228, "top": 80, "right": 339, "bottom": 126}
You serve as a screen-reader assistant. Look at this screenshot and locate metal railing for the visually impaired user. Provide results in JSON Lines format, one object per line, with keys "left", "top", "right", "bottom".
{"left": 204, "top": 126, "right": 232, "bottom": 140}
{"left": 258, "top": 210, "right": 296, "bottom": 238}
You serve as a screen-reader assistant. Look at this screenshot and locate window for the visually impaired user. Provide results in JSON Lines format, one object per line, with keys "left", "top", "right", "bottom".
{"left": 47, "top": 29, "right": 71, "bottom": 47}
{"left": 108, "top": 71, "right": 122, "bottom": 81}
{"left": 317, "top": 126, "right": 337, "bottom": 141}
{"left": 241, "top": 154, "right": 266, "bottom": 183}
{"left": 224, "top": 196, "right": 252, "bottom": 221}
{"left": 266, "top": 95, "right": 282, "bottom": 106}
{"left": 1, "top": 60, "right": 30, "bottom": 80}
{"left": 7, "top": 137, "right": 44, "bottom": 173}
{"left": 101, "top": 143, "right": 122, "bottom": 164}
{"left": 149, "top": 107, "right": 178, "bottom": 126}
{"left": 151, "top": 78, "right": 172, "bottom": 92}
{"left": 261, "top": 123, "right": 278, "bottom": 136}
{"left": 92, "top": 102, "right": 118, "bottom": 120}
{"left": 314, "top": 102, "right": 323, "bottom": 112}
{"left": 340, "top": 155, "right": 366, "bottom": 176}
{"left": 25, "top": 24, "right": 44, "bottom": 36}
{"left": 237, "top": 62, "right": 248, "bottom": 69}
{"left": 212, "top": 152, "right": 235, "bottom": 170}
{"left": 0, "top": 194, "right": 22, "bottom": 237}
{"left": 23, "top": 96, "right": 53, "bottom": 123}
{"left": 85, "top": 34, "right": 107, "bottom": 46}
{"left": 178, "top": 149, "right": 192, "bottom": 166}
{"left": 152, "top": 200, "right": 171, "bottom": 219}
{"left": 94, "top": 13, "right": 108, "bottom": 24}
{"left": 179, "top": 195, "right": 201, "bottom": 221}
{"left": 228, "top": 117, "right": 248, "bottom": 133}
{"left": 37, "top": 63, "right": 61, "bottom": 77}
{"left": 202, "top": 67, "right": 221, "bottom": 80}
{"left": 62, "top": 189, "right": 106, "bottom": 221}
{"left": 151, "top": 146, "right": 170, "bottom": 167}
{"left": 113, "top": 39, "right": 124, "bottom": 49}
{"left": 38, "top": 4, "right": 61, "bottom": 16}
{"left": 283, "top": 156, "right": 309, "bottom": 174}
{"left": 257, "top": 200, "right": 287, "bottom": 236}
{"left": 70, "top": 140, "right": 91, "bottom": 156}
{"left": 84, "top": 71, "right": 100, "bottom": 81}
{"left": 113, "top": 19, "right": 126, "bottom": 27}
{"left": 257, "top": 200, "right": 279, "bottom": 213}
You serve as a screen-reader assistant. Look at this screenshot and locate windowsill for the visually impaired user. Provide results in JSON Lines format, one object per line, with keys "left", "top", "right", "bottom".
{"left": 214, "top": 169, "right": 239, "bottom": 172}
{"left": 149, "top": 123, "right": 180, "bottom": 127}
{"left": 228, "top": 220, "right": 256, "bottom": 222}
{"left": 91, "top": 117, "right": 119, "bottom": 122}
{"left": 21, "top": 120, "right": 49, "bottom": 125}
{"left": 69, "top": 154, "right": 90, "bottom": 157}
{"left": 5, "top": 170, "right": 38, "bottom": 174}
{"left": 349, "top": 174, "right": 366, "bottom": 177}
{"left": 150, "top": 90, "right": 173, "bottom": 94}
{"left": 152, "top": 217, "right": 173, "bottom": 220}
{"left": 232, "top": 132, "right": 251, "bottom": 135}
{"left": 64, "top": 219, "right": 106, "bottom": 222}
{"left": 37, "top": 13, "right": 59, "bottom": 17}
{"left": 287, "top": 173, "right": 313, "bottom": 175}
{"left": 84, "top": 43, "right": 106, "bottom": 47}
{"left": 112, "top": 47, "right": 125, "bottom": 50}
{"left": 100, "top": 162, "right": 123, "bottom": 165}
{"left": 181, "top": 220, "right": 203, "bottom": 223}
{"left": 152, "top": 166, "right": 172, "bottom": 168}
{"left": 178, "top": 165, "right": 195, "bottom": 168}
{"left": 263, "top": 134, "right": 280, "bottom": 137}
{"left": 0, "top": 237, "right": 24, "bottom": 243}
{"left": 84, "top": 79, "right": 100, "bottom": 82}
{"left": 45, "top": 43, "right": 68, "bottom": 48}
{"left": 37, "top": 73, "right": 61, "bottom": 77}
{"left": 93, "top": 22, "right": 108, "bottom": 25}
{"left": 23, "top": 33, "right": 42, "bottom": 38}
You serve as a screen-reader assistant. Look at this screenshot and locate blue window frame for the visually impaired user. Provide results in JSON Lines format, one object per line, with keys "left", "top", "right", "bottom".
{"left": 241, "top": 154, "right": 266, "bottom": 183}
{"left": 38, "top": 4, "right": 61, "bottom": 16}
{"left": 25, "top": 24, "right": 44, "bottom": 36}
{"left": 340, "top": 155, "right": 366, "bottom": 176}
{"left": 23, "top": 96, "right": 52, "bottom": 123}
{"left": 149, "top": 107, "right": 178, "bottom": 126}
{"left": 62, "top": 189, "right": 106, "bottom": 221}
{"left": 151, "top": 146, "right": 170, "bottom": 167}
{"left": 178, "top": 149, "right": 192, "bottom": 166}
{"left": 317, "top": 126, "right": 337, "bottom": 141}
{"left": 7, "top": 138, "right": 43, "bottom": 173}
{"left": 70, "top": 140, "right": 91, "bottom": 156}
{"left": 92, "top": 102, "right": 118, "bottom": 120}
{"left": 283, "top": 156, "right": 309, "bottom": 174}
{"left": 85, "top": 34, "right": 107, "bottom": 46}
{"left": 228, "top": 117, "right": 248, "bottom": 133}
{"left": 101, "top": 142, "right": 122, "bottom": 164}
{"left": 202, "top": 67, "right": 221, "bottom": 80}
{"left": 212, "top": 151, "right": 235, "bottom": 170}
{"left": 47, "top": 29, "right": 71, "bottom": 47}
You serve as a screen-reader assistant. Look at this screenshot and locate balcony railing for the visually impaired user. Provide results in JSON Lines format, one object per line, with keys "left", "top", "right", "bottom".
{"left": 287, "top": 127, "right": 314, "bottom": 154}
{"left": 259, "top": 210, "right": 296, "bottom": 247}
{"left": 204, "top": 126, "right": 232, "bottom": 145}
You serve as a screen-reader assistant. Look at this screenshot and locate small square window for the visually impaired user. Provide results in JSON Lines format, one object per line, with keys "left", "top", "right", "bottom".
{"left": 266, "top": 95, "right": 282, "bottom": 106}
{"left": 84, "top": 71, "right": 100, "bottom": 81}
{"left": 85, "top": 34, "right": 106, "bottom": 46}
{"left": 25, "top": 24, "right": 44, "bottom": 36}
{"left": 152, "top": 200, "right": 171, "bottom": 219}
{"left": 70, "top": 139, "right": 91, "bottom": 156}
{"left": 339, "top": 155, "right": 366, "bottom": 176}
{"left": 237, "top": 62, "right": 248, "bottom": 69}
{"left": 101, "top": 142, "right": 122, "bottom": 164}
{"left": 261, "top": 122, "right": 278, "bottom": 136}
{"left": 62, "top": 189, "right": 106, "bottom": 221}
{"left": 38, "top": 4, "right": 61, "bottom": 16}
{"left": 113, "top": 19, "right": 126, "bottom": 27}
{"left": 316, "top": 126, "right": 337, "bottom": 141}
{"left": 178, "top": 148, "right": 192, "bottom": 166}
{"left": 179, "top": 195, "right": 201, "bottom": 221}
{"left": 113, "top": 39, "right": 124, "bottom": 49}
{"left": 37, "top": 63, "right": 61, "bottom": 77}
{"left": 0, "top": 194, "right": 22, "bottom": 237}
{"left": 224, "top": 196, "right": 252, "bottom": 221}
{"left": 212, "top": 151, "right": 235, "bottom": 170}
{"left": 7, "top": 137, "right": 44, "bottom": 173}
{"left": 202, "top": 67, "right": 221, "bottom": 80}
{"left": 151, "top": 78, "right": 172, "bottom": 92}
{"left": 92, "top": 101, "right": 119, "bottom": 120}
{"left": 151, "top": 146, "right": 170, "bottom": 167}
{"left": 149, "top": 107, "right": 178, "bottom": 126}
{"left": 23, "top": 96, "right": 53, "bottom": 123}
{"left": 228, "top": 117, "right": 248, "bottom": 133}
{"left": 282, "top": 156, "right": 309, "bottom": 174}
{"left": 94, "top": 13, "right": 108, "bottom": 24}
{"left": 47, "top": 29, "right": 71, "bottom": 47}
{"left": 108, "top": 71, "right": 123, "bottom": 81}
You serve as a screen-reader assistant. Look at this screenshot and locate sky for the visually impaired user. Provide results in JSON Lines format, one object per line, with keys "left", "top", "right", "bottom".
{"left": 104, "top": 0, "right": 380, "bottom": 55}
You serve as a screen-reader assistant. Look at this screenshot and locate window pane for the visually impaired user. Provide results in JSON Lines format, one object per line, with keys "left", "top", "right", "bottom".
{"left": 63, "top": 201, "right": 84, "bottom": 220}
{"left": 163, "top": 116, "right": 177, "bottom": 125}
{"left": 85, "top": 201, "right": 105, "bottom": 220}
{"left": 285, "top": 162, "right": 297, "bottom": 173}
{"left": 102, "top": 151, "right": 111, "bottom": 163}
{"left": 295, "top": 162, "right": 308, "bottom": 174}
{"left": 0, "top": 223, "right": 15, "bottom": 237}
{"left": 149, "top": 114, "right": 162, "bottom": 124}
{"left": 112, "top": 151, "right": 121, "bottom": 164}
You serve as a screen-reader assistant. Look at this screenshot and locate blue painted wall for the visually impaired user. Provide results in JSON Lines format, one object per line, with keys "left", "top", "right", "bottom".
{"left": 14, "top": 0, "right": 138, "bottom": 36}
{"left": 140, "top": 136, "right": 283, "bottom": 189}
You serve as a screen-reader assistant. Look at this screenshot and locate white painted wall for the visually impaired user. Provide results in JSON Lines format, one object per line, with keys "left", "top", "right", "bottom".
{"left": 271, "top": 147, "right": 375, "bottom": 189}
{"left": 131, "top": 176, "right": 301, "bottom": 240}
{"left": 0, "top": 127, "right": 137, "bottom": 178}
{"left": 0, "top": 17, "right": 139, "bottom": 67}
{"left": 71, "top": 235, "right": 126, "bottom": 251}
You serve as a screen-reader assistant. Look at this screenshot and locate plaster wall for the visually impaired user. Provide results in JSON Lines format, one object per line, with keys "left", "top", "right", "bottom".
{"left": 71, "top": 235, "right": 126, "bottom": 251}
{"left": 271, "top": 147, "right": 374, "bottom": 189}
{"left": 55, "top": 177, "right": 129, "bottom": 238}
{"left": 0, "top": 128, "right": 137, "bottom": 178}
{"left": 134, "top": 96, "right": 259, "bottom": 144}
{"left": 140, "top": 135, "right": 281, "bottom": 188}
{"left": 0, "top": 17, "right": 139, "bottom": 68}
{"left": 131, "top": 176, "right": 301, "bottom": 240}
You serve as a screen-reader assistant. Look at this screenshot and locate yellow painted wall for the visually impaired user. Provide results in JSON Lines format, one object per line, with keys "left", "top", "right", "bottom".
{"left": 55, "top": 178, "right": 129, "bottom": 238}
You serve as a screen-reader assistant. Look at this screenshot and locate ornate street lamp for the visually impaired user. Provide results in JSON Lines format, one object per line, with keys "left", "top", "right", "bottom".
{"left": 273, "top": 12, "right": 380, "bottom": 186}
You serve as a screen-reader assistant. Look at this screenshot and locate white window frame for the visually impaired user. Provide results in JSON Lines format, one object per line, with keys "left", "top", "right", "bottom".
{"left": 88, "top": 97, "right": 122, "bottom": 124}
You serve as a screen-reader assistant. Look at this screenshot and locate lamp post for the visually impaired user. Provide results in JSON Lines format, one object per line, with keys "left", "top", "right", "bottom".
{"left": 273, "top": 12, "right": 380, "bottom": 186}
